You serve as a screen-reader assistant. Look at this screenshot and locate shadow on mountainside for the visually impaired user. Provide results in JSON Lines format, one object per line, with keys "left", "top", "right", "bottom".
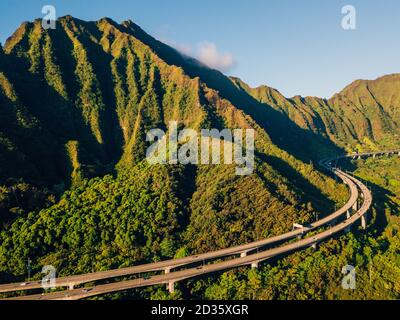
{"left": 118, "top": 21, "right": 345, "bottom": 163}
{"left": 1, "top": 50, "right": 110, "bottom": 186}
{"left": 255, "top": 151, "right": 337, "bottom": 216}
{"left": 339, "top": 158, "right": 398, "bottom": 235}
{"left": 358, "top": 179, "right": 394, "bottom": 235}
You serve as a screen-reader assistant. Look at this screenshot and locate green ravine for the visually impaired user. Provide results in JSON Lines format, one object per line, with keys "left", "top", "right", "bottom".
{"left": 0, "top": 16, "right": 399, "bottom": 300}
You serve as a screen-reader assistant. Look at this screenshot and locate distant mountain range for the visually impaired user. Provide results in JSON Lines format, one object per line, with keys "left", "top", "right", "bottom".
{"left": 232, "top": 74, "right": 400, "bottom": 150}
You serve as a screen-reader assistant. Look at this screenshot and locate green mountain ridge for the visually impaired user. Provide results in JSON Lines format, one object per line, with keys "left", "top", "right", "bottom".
{"left": 0, "top": 16, "right": 347, "bottom": 190}
{"left": 231, "top": 74, "right": 400, "bottom": 151}
{"left": 0, "top": 16, "right": 398, "bottom": 295}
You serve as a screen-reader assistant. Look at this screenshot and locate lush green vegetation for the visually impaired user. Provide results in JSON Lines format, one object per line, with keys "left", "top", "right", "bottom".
{"left": 232, "top": 75, "right": 400, "bottom": 153}
{"left": 0, "top": 156, "right": 345, "bottom": 282}
{"left": 0, "top": 164, "right": 188, "bottom": 277}
{"left": 0, "top": 16, "right": 345, "bottom": 227}
{"left": 181, "top": 157, "right": 400, "bottom": 300}
{"left": 0, "top": 16, "right": 398, "bottom": 300}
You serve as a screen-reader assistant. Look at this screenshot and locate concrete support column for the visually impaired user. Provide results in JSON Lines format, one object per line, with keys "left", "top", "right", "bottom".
{"left": 251, "top": 262, "right": 259, "bottom": 269}
{"left": 361, "top": 215, "right": 367, "bottom": 230}
{"left": 352, "top": 201, "right": 358, "bottom": 212}
{"left": 311, "top": 243, "right": 317, "bottom": 250}
{"left": 346, "top": 210, "right": 351, "bottom": 219}
{"left": 240, "top": 252, "right": 247, "bottom": 258}
{"left": 168, "top": 281, "right": 175, "bottom": 294}
{"left": 165, "top": 267, "right": 171, "bottom": 274}
{"left": 68, "top": 284, "right": 74, "bottom": 290}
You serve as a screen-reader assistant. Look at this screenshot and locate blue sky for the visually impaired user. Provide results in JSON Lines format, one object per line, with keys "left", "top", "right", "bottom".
{"left": 1, "top": 0, "right": 399, "bottom": 98}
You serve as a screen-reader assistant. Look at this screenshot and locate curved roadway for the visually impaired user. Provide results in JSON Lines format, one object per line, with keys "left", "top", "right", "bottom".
{"left": 0, "top": 170, "right": 359, "bottom": 294}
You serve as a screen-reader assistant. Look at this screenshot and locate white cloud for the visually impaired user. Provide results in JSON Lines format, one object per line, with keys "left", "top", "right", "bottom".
{"left": 159, "top": 37, "right": 193, "bottom": 57}
{"left": 174, "top": 42, "right": 193, "bottom": 56}
{"left": 196, "top": 41, "right": 236, "bottom": 72}
{"left": 160, "top": 38, "right": 236, "bottom": 73}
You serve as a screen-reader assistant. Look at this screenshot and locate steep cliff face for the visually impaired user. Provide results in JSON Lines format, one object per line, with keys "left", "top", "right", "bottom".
{"left": 0, "top": 16, "right": 343, "bottom": 190}
{"left": 1, "top": 16, "right": 212, "bottom": 183}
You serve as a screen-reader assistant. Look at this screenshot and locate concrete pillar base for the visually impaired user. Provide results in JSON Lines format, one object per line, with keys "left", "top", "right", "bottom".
{"left": 240, "top": 252, "right": 247, "bottom": 258}
{"left": 251, "top": 262, "right": 259, "bottom": 269}
{"left": 168, "top": 281, "right": 175, "bottom": 294}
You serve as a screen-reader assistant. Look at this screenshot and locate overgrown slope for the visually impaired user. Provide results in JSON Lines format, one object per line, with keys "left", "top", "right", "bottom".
{"left": 231, "top": 75, "right": 400, "bottom": 151}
